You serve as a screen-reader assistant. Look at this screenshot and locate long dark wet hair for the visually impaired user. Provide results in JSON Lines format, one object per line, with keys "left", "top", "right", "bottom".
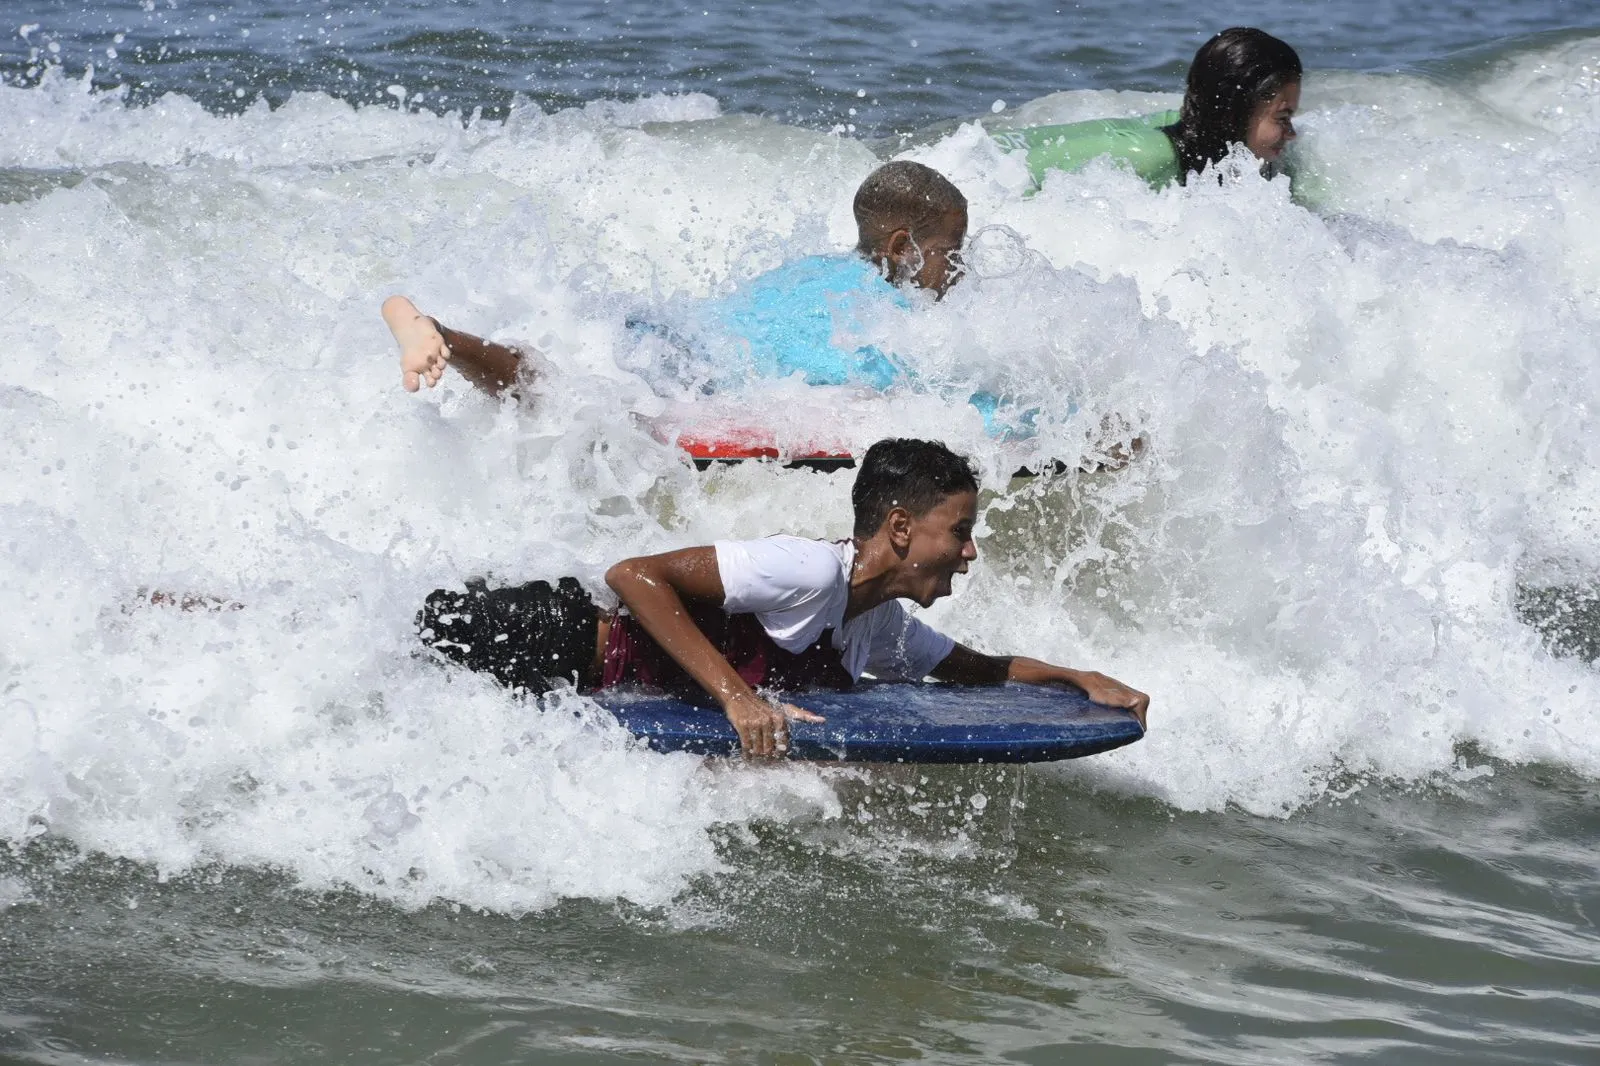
{"left": 1164, "top": 27, "right": 1302, "bottom": 182}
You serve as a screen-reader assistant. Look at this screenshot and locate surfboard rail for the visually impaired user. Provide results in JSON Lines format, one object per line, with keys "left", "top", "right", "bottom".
{"left": 646, "top": 411, "right": 1080, "bottom": 477}
{"left": 676, "top": 430, "right": 857, "bottom": 471}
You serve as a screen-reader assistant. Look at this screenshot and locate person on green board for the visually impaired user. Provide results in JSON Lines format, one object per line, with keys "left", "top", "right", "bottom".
{"left": 994, "top": 27, "right": 1302, "bottom": 188}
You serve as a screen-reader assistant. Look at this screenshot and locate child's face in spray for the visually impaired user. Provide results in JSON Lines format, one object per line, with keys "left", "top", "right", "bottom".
{"left": 1245, "top": 81, "right": 1300, "bottom": 162}
{"left": 899, "top": 490, "right": 979, "bottom": 608}
{"left": 907, "top": 208, "right": 968, "bottom": 297}
{"left": 884, "top": 208, "right": 968, "bottom": 297}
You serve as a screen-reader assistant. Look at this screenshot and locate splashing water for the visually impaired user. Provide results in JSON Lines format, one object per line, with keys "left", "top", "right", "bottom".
{"left": 2, "top": 32, "right": 1599, "bottom": 913}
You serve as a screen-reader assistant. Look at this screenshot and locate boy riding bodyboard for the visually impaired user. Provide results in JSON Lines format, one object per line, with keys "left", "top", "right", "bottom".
{"left": 418, "top": 438, "right": 1148, "bottom": 756}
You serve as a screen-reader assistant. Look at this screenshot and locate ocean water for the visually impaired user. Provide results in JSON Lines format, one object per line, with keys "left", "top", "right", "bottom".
{"left": 2, "top": 1, "right": 1599, "bottom": 1062}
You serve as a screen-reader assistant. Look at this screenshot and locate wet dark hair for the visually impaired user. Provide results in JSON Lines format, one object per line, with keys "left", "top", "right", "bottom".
{"left": 1164, "top": 27, "right": 1302, "bottom": 182}
{"left": 853, "top": 161, "right": 967, "bottom": 256}
{"left": 851, "top": 438, "right": 979, "bottom": 538}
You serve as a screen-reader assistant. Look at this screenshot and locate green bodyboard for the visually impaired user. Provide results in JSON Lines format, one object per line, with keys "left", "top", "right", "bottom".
{"left": 992, "top": 111, "right": 1181, "bottom": 188}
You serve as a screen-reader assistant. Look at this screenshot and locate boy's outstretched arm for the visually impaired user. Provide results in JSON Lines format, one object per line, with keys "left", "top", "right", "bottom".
{"left": 382, "top": 295, "right": 526, "bottom": 396}
{"left": 931, "top": 644, "right": 1149, "bottom": 729}
{"left": 605, "top": 548, "right": 824, "bottom": 758}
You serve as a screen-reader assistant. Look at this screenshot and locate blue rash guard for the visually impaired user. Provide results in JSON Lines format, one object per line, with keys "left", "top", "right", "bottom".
{"left": 633, "top": 253, "right": 1030, "bottom": 437}
{"left": 710, "top": 255, "right": 910, "bottom": 389}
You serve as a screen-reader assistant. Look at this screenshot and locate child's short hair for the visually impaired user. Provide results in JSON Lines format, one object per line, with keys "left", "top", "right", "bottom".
{"left": 853, "top": 162, "right": 968, "bottom": 256}
{"left": 852, "top": 439, "right": 980, "bottom": 537}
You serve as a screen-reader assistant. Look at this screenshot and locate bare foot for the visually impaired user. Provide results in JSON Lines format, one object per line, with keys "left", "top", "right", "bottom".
{"left": 382, "top": 295, "right": 450, "bottom": 392}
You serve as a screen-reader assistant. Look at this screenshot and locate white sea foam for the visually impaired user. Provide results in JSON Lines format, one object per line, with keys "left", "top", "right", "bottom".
{"left": 1, "top": 35, "right": 1597, "bottom": 908}
{"left": 0, "top": 875, "right": 33, "bottom": 911}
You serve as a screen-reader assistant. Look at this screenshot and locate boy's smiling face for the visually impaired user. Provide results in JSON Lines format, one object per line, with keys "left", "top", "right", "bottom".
{"left": 900, "top": 489, "right": 979, "bottom": 607}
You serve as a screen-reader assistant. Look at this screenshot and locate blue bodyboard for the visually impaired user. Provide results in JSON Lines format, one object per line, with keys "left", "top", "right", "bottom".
{"left": 594, "top": 682, "right": 1143, "bottom": 763}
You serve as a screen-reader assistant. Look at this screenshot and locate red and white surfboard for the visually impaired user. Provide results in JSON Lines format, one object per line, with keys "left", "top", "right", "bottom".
{"left": 672, "top": 428, "right": 856, "bottom": 469}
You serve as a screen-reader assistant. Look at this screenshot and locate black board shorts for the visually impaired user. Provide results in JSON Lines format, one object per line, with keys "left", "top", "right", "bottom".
{"left": 417, "top": 577, "right": 598, "bottom": 694}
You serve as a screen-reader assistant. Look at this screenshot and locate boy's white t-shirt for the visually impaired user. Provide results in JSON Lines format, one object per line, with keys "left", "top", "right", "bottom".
{"left": 713, "top": 535, "right": 955, "bottom": 682}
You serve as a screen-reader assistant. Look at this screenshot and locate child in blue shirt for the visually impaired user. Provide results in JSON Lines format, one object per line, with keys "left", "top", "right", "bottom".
{"left": 382, "top": 161, "right": 970, "bottom": 405}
